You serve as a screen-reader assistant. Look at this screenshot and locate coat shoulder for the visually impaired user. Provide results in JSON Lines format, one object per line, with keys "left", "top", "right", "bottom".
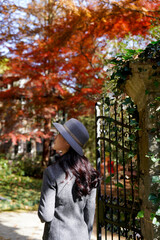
{"left": 46, "top": 162, "right": 68, "bottom": 185}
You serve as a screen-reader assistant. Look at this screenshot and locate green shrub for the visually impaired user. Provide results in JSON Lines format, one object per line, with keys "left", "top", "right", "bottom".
{"left": 12, "top": 155, "right": 43, "bottom": 178}
{"left": 0, "top": 158, "right": 12, "bottom": 175}
{"left": 0, "top": 155, "right": 42, "bottom": 211}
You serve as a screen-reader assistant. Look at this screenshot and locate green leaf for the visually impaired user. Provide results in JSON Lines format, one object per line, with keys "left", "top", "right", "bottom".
{"left": 130, "top": 120, "right": 138, "bottom": 126}
{"left": 152, "top": 65, "right": 157, "bottom": 70}
{"left": 105, "top": 97, "right": 110, "bottom": 106}
{"left": 106, "top": 117, "right": 114, "bottom": 123}
{"left": 137, "top": 210, "right": 144, "bottom": 219}
{"left": 152, "top": 176, "right": 160, "bottom": 183}
{"left": 151, "top": 156, "right": 160, "bottom": 162}
{"left": 148, "top": 193, "right": 158, "bottom": 204}
{"left": 152, "top": 217, "right": 160, "bottom": 227}
{"left": 155, "top": 97, "right": 160, "bottom": 101}
{"left": 149, "top": 115, "right": 155, "bottom": 119}
{"left": 150, "top": 103, "right": 156, "bottom": 107}
{"left": 156, "top": 208, "right": 160, "bottom": 216}
{"left": 154, "top": 80, "right": 159, "bottom": 88}
{"left": 150, "top": 212, "right": 156, "bottom": 220}
{"left": 151, "top": 128, "right": 157, "bottom": 133}
{"left": 150, "top": 41, "right": 158, "bottom": 45}
{"left": 105, "top": 174, "right": 114, "bottom": 184}
{"left": 135, "top": 127, "right": 142, "bottom": 131}
{"left": 128, "top": 134, "right": 135, "bottom": 141}
{"left": 127, "top": 107, "right": 136, "bottom": 114}
{"left": 122, "top": 97, "right": 132, "bottom": 105}
{"left": 128, "top": 151, "right": 135, "bottom": 158}
{"left": 105, "top": 107, "right": 110, "bottom": 112}
{"left": 115, "top": 182, "right": 124, "bottom": 188}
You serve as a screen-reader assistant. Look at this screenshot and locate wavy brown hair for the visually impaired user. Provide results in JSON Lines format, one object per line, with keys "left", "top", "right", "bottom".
{"left": 57, "top": 148, "right": 100, "bottom": 198}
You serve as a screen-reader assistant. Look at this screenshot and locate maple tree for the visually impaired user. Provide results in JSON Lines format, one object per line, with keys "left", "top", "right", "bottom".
{"left": 0, "top": 0, "right": 159, "bottom": 166}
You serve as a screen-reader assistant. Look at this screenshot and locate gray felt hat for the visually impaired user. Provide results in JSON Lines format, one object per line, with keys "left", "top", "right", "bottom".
{"left": 53, "top": 118, "right": 89, "bottom": 156}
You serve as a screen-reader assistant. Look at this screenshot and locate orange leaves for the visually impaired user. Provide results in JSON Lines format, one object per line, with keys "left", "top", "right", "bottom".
{"left": 54, "top": 84, "right": 65, "bottom": 95}
{"left": 82, "top": 0, "right": 160, "bottom": 39}
{"left": 1, "top": 133, "right": 30, "bottom": 145}
{"left": 8, "top": 133, "right": 17, "bottom": 145}
{"left": 0, "top": 86, "right": 24, "bottom": 100}
{"left": 1, "top": 0, "right": 159, "bottom": 144}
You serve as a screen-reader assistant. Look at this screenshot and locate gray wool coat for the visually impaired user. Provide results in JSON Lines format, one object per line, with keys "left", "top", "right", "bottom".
{"left": 38, "top": 161, "right": 96, "bottom": 240}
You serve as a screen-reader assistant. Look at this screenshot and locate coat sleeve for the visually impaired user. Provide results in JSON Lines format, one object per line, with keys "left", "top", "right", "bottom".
{"left": 38, "top": 168, "right": 56, "bottom": 223}
{"left": 84, "top": 188, "right": 97, "bottom": 240}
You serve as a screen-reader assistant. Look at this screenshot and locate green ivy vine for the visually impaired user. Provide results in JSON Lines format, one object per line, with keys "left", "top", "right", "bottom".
{"left": 145, "top": 93, "right": 160, "bottom": 228}
{"left": 108, "top": 40, "right": 160, "bottom": 89}
{"left": 105, "top": 40, "right": 160, "bottom": 230}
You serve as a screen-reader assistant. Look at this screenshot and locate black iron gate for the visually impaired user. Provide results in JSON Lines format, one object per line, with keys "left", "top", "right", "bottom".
{"left": 95, "top": 94, "right": 142, "bottom": 240}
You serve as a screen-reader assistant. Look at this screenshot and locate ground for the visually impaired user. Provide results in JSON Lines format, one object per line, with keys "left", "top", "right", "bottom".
{"left": 0, "top": 211, "right": 97, "bottom": 240}
{"left": 0, "top": 211, "right": 43, "bottom": 240}
{"left": 0, "top": 211, "right": 122, "bottom": 240}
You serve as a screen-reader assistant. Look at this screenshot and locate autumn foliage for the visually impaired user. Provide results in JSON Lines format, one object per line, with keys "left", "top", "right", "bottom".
{"left": 0, "top": 0, "right": 159, "bottom": 165}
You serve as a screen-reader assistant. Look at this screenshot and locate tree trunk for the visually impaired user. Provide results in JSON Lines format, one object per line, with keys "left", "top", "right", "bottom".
{"left": 42, "top": 118, "right": 51, "bottom": 168}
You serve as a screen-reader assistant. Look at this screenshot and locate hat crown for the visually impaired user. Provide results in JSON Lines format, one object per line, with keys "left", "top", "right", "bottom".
{"left": 64, "top": 118, "right": 89, "bottom": 147}
{"left": 53, "top": 118, "right": 89, "bottom": 156}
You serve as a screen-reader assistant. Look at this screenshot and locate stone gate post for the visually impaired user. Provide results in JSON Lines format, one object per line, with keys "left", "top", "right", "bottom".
{"left": 124, "top": 60, "right": 160, "bottom": 240}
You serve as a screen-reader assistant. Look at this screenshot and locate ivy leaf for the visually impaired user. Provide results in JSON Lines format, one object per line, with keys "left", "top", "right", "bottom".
{"left": 130, "top": 120, "right": 138, "bottom": 126}
{"left": 152, "top": 176, "right": 160, "bottom": 183}
{"left": 154, "top": 80, "right": 159, "bottom": 88}
{"left": 155, "top": 97, "right": 160, "bottom": 101}
{"left": 151, "top": 157, "right": 160, "bottom": 162}
{"left": 127, "top": 107, "right": 136, "bottom": 114}
{"left": 148, "top": 193, "right": 158, "bottom": 204}
{"left": 150, "top": 212, "right": 156, "bottom": 220}
{"left": 151, "top": 128, "right": 157, "bottom": 133}
{"left": 128, "top": 134, "right": 135, "bottom": 141}
{"left": 122, "top": 97, "right": 132, "bottom": 105}
{"left": 105, "top": 97, "right": 110, "bottom": 106}
{"left": 105, "top": 107, "right": 110, "bottom": 112}
{"left": 152, "top": 217, "right": 160, "bottom": 227}
{"left": 115, "top": 182, "right": 124, "bottom": 188}
{"left": 106, "top": 117, "right": 114, "bottom": 123}
{"left": 137, "top": 210, "right": 144, "bottom": 219}
{"left": 156, "top": 208, "right": 160, "bottom": 216}
{"left": 128, "top": 151, "right": 135, "bottom": 158}
{"left": 152, "top": 65, "right": 157, "bottom": 70}
{"left": 105, "top": 174, "right": 114, "bottom": 184}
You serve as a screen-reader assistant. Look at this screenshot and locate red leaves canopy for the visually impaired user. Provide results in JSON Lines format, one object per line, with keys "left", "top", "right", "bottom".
{"left": 0, "top": 0, "right": 159, "bottom": 142}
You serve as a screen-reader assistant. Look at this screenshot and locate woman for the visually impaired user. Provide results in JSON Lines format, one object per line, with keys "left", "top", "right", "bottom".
{"left": 38, "top": 118, "right": 99, "bottom": 240}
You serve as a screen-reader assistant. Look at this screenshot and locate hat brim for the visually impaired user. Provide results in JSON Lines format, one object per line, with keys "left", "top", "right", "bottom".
{"left": 53, "top": 122, "right": 84, "bottom": 156}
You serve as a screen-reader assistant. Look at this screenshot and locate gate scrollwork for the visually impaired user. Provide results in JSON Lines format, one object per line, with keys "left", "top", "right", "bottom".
{"left": 96, "top": 94, "right": 143, "bottom": 240}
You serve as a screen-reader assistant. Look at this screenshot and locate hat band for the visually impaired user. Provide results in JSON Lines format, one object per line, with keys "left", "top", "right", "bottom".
{"left": 63, "top": 124, "right": 83, "bottom": 147}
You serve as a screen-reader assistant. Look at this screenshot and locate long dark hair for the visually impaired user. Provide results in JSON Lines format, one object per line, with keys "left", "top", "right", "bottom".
{"left": 57, "top": 148, "right": 100, "bottom": 198}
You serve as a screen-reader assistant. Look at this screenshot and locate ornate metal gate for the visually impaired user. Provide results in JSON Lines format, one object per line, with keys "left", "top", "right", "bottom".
{"left": 95, "top": 94, "right": 142, "bottom": 240}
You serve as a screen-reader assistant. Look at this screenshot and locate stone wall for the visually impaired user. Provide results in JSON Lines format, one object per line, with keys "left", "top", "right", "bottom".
{"left": 124, "top": 60, "right": 160, "bottom": 240}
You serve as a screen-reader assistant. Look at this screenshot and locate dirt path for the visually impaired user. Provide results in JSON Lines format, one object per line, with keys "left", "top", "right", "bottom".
{"left": 0, "top": 211, "right": 44, "bottom": 240}
{"left": 0, "top": 211, "right": 122, "bottom": 240}
{"left": 0, "top": 211, "right": 98, "bottom": 240}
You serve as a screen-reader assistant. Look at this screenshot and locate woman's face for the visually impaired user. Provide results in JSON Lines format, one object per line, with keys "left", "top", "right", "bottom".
{"left": 53, "top": 133, "right": 70, "bottom": 155}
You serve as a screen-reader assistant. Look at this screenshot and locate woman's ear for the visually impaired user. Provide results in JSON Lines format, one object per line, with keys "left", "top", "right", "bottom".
{"left": 65, "top": 142, "right": 70, "bottom": 147}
